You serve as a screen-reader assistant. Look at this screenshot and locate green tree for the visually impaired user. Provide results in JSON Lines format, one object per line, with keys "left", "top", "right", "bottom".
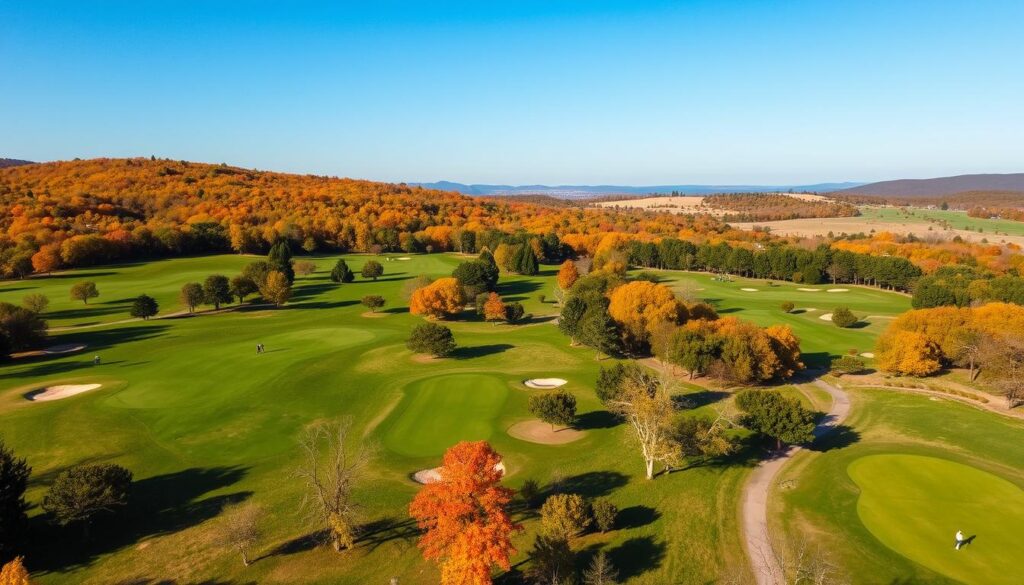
{"left": 70, "top": 281, "right": 99, "bottom": 304}
{"left": 578, "top": 307, "right": 619, "bottom": 359}
{"left": 665, "top": 329, "right": 721, "bottom": 380}
{"left": 540, "top": 493, "right": 591, "bottom": 540}
{"left": 242, "top": 260, "right": 272, "bottom": 287}
{"left": 42, "top": 463, "right": 132, "bottom": 535}
{"left": 0, "top": 438, "right": 30, "bottom": 562}
{"left": 478, "top": 249, "right": 500, "bottom": 287}
{"left": 203, "top": 275, "right": 232, "bottom": 310}
{"left": 526, "top": 535, "right": 576, "bottom": 585}
{"left": 129, "top": 295, "right": 159, "bottom": 320}
{"left": 735, "top": 390, "right": 816, "bottom": 450}
{"left": 406, "top": 323, "right": 456, "bottom": 357}
{"left": 330, "top": 258, "right": 355, "bottom": 283}
{"left": 452, "top": 260, "right": 497, "bottom": 292}
{"left": 229, "top": 275, "right": 258, "bottom": 303}
{"left": 361, "top": 260, "right": 384, "bottom": 281}
{"left": 590, "top": 498, "right": 617, "bottom": 533}
{"left": 832, "top": 355, "right": 866, "bottom": 375}
{"left": 831, "top": 307, "right": 858, "bottom": 328}
{"left": 180, "top": 282, "right": 204, "bottom": 313}
{"left": 504, "top": 301, "right": 526, "bottom": 324}
{"left": 528, "top": 391, "right": 577, "bottom": 431}
{"left": 267, "top": 241, "right": 295, "bottom": 283}
{"left": 781, "top": 301, "right": 795, "bottom": 313}
{"left": 515, "top": 245, "right": 539, "bottom": 275}
{"left": 0, "top": 303, "right": 47, "bottom": 356}
{"left": 520, "top": 479, "right": 542, "bottom": 509}
{"left": 21, "top": 293, "right": 49, "bottom": 315}
{"left": 361, "top": 295, "right": 386, "bottom": 313}
{"left": 595, "top": 362, "right": 657, "bottom": 404}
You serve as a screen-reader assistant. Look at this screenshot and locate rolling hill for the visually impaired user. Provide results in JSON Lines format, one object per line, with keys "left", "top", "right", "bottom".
{"left": 837, "top": 173, "right": 1024, "bottom": 198}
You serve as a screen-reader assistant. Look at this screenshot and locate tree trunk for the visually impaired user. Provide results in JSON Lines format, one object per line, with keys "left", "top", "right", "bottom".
{"left": 241, "top": 549, "right": 250, "bottom": 566}
{"left": 644, "top": 458, "right": 654, "bottom": 480}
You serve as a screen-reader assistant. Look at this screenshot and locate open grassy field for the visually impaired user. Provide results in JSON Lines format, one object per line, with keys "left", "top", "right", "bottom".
{"left": 772, "top": 387, "right": 1024, "bottom": 584}
{"left": 651, "top": 270, "right": 911, "bottom": 367}
{"left": 730, "top": 207, "right": 1024, "bottom": 247}
{"left": 0, "top": 254, "right": 776, "bottom": 584}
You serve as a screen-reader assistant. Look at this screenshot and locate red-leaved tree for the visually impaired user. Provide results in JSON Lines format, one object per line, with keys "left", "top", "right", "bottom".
{"left": 409, "top": 441, "right": 521, "bottom": 585}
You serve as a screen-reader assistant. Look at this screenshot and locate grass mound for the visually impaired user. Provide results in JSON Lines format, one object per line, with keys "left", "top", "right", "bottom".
{"left": 848, "top": 454, "right": 1024, "bottom": 585}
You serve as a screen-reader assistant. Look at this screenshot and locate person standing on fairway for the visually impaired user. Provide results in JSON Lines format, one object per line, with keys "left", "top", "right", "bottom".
{"left": 955, "top": 530, "right": 965, "bottom": 550}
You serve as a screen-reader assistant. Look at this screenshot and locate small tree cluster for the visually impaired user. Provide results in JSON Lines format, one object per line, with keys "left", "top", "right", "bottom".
{"left": 528, "top": 391, "right": 577, "bottom": 431}
{"left": 406, "top": 323, "right": 456, "bottom": 357}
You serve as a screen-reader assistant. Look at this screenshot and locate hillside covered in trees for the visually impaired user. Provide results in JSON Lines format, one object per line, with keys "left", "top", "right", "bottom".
{"left": 0, "top": 158, "right": 1021, "bottom": 283}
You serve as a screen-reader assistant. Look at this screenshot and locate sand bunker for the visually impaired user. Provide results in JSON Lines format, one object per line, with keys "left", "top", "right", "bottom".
{"left": 827, "top": 288, "right": 850, "bottom": 292}
{"left": 797, "top": 288, "right": 822, "bottom": 292}
{"left": 800, "top": 307, "right": 818, "bottom": 312}
{"left": 44, "top": 344, "right": 87, "bottom": 354}
{"left": 28, "top": 384, "right": 102, "bottom": 402}
{"left": 819, "top": 313, "right": 834, "bottom": 321}
{"left": 524, "top": 378, "right": 568, "bottom": 389}
{"left": 508, "top": 420, "right": 584, "bottom": 445}
{"left": 741, "top": 288, "right": 759, "bottom": 292}
{"left": 413, "top": 462, "right": 506, "bottom": 484}
{"left": 860, "top": 352, "right": 875, "bottom": 358}
{"left": 397, "top": 257, "right": 411, "bottom": 261}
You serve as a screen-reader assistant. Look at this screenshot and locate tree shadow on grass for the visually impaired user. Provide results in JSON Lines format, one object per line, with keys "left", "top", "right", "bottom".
{"left": 607, "top": 536, "right": 666, "bottom": 579}
{"left": 553, "top": 470, "right": 629, "bottom": 498}
{"left": 807, "top": 424, "right": 860, "bottom": 452}
{"left": 28, "top": 466, "right": 251, "bottom": 573}
{"left": 262, "top": 529, "right": 329, "bottom": 558}
{"left": 382, "top": 306, "right": 409, "bottom": 315}
{"left": 615, "top": 505, "right": 661, "bottom": 529}
{"left": 573, "top": 410, "right": 619, "bottom": 430}
{"left": 46, "top": 305, "right": 131, "bottom": 322}
{"left": 497, "top": 279, "right": 541, "bottom": 300}
{"left": 356, "top": 516, "right": 420, "bottom": 551}
{"left": 674, "top": 390, "right": 729, "bottom": 409}
{"left": 113, "top": 579, "right": 257, "bottom": 585}
{"left": 450, "top": 344, "right": 514, "bottom": 360}
{"left": 288, "top": 282, "right": 337, "bottom": 302}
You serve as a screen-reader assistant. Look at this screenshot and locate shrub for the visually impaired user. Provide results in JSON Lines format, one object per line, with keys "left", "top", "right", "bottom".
{"left": 591, "top": 498, "right": 617, "bottom": 533}
{"left": 42, "top": 463, "right": 132, "bottom": 529}
{"left": 540, "top": 493, "right": 591, "bottom": 540}
{"left": 130, "top": 294, "right": 159, "bottom": 320}
{"left": 832, "top": 355, "right": 866, "bottom": 375}
{"left": 293, "top": 260, "right": 317, "bottom": 276}
{"left": 831, "top": 307, "right": 858, "bottom": 328}
{"left": 361, "top": 260, "right": 384, "bottom": 281}
{"left": 406, "top": 323, "right": 456, "bottom": 357}
{"left": 781, "top": 301, "right": 795, "bottom": 313}
{"left": 504, "top": 302, "right": 526, "bottom": 324}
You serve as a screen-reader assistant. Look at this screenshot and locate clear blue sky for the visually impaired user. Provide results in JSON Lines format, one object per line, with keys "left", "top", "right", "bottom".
{"left": 2, "top": 1, "right": 1022, "bottom": 185}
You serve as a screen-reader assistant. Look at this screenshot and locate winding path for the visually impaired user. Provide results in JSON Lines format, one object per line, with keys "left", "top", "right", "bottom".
{"left": 740, "top": 379, "right": 851, "bottom": 585}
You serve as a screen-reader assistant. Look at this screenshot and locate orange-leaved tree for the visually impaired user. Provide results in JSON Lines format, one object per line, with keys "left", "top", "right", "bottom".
{"left": 877, "top": 330, "right": 942, "bottom": 376}
{"left": 482, "top": 293, "right": 506, "bottom": 323}
{"left": 556, "top": 260, "right": 579, "bottom": 290}
{"left": 409, "top": 441, "right": 521, "bottom": 585}
{"left": 0, "top": 557, "right": 31, "bottom": 585}
{"left": 410, "top": 277, "right": 465, "bottom": 319}
{"left": 607, "top": 280, "right": 683, "bottom": 352}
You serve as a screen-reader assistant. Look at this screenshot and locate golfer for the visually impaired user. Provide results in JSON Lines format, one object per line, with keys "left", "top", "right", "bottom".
{"left": 955, "top": 530, "right": 965, "bottom": 550}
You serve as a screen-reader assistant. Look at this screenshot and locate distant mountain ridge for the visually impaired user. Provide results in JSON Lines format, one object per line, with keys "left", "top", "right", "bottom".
{"left": 0, "top": 158, "right": 34, "bottom": 169}
{"left": 836, "top": 173, "right": 1024, "bottom": 197}
{"left": 411, "top": 181, "right": 865, "bottom": 198}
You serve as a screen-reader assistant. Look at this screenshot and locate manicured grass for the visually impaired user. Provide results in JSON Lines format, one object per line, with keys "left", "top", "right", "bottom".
{"left": 849, "top": 454, "right": 1024, "bottom": 585}
{"left": 773, "top": 388, "right": 1024, "bottom": 584}
{"left": 651, "top": 270, "right": 911, "bottom": 366}
{"left": 381, "top": 374, "right": 510, "bottom": 457}
{"left": 860, "top": 206, "right": 1024, "bottom": 237}
{"left": 0, "top": 253, "right": 752, "bottom": 584}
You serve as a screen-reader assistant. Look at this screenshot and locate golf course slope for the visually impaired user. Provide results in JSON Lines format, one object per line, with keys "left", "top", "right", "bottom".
{"left": 848, "top": 454, "right": 1024, "bottom": 585}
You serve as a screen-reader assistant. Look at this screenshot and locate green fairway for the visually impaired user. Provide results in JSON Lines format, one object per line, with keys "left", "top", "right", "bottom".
{"left": 381, "top": 374, "right": 510, "bottom": 457}
{"left": 0, "top": 253, "right": 753, "bottom": 584}
{"left": 651, "top": 270, "right": 911, "bottom": 366}
{"left": 773, "top": 388, "right": 1024, "bottom": 584}
{"left": 848, "top": 454, "right": 1024, "bottom": 585}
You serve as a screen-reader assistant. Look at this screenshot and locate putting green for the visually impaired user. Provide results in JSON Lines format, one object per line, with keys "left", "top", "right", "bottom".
{"left": 380, "top": 373, "right": 510, "bottom": 458}
{"left": 848, "top": 454, "right": 1024, "bottom": 585}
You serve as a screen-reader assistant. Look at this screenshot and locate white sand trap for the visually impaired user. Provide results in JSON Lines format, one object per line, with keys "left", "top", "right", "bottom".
{"left": 741, "top": 288, "right": 759, "bottom": 292}
{"left": 800, "top": 307, "right": 819, "bottom": 312}
{"left": 508, "top": 420, "right": 584, "bottom": 445}
{"left": 524, "top": 378, "right": 568, "bottom": 389}
{"left": 859, "top": 352, "right": 875, "bottom": 358}
{"left": 28, "top": 384, "right": 102, "bottom": 402}
{"left": 819, "top": 313, "right": 834, "bottom": 321}
{"left": 44, "top": 344, "right": 87, "bottom": 354}
{"left": 413, "top": 462, "right": 506, "bottom": 485}
{"left": 397, "top": 257, "right": 411, "bottom": 261}
{"left": 826, "top": 288, "right": 850, "bottom": 292}
{"left": 797, "top": 288, "right": 822, "bottom": 292}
